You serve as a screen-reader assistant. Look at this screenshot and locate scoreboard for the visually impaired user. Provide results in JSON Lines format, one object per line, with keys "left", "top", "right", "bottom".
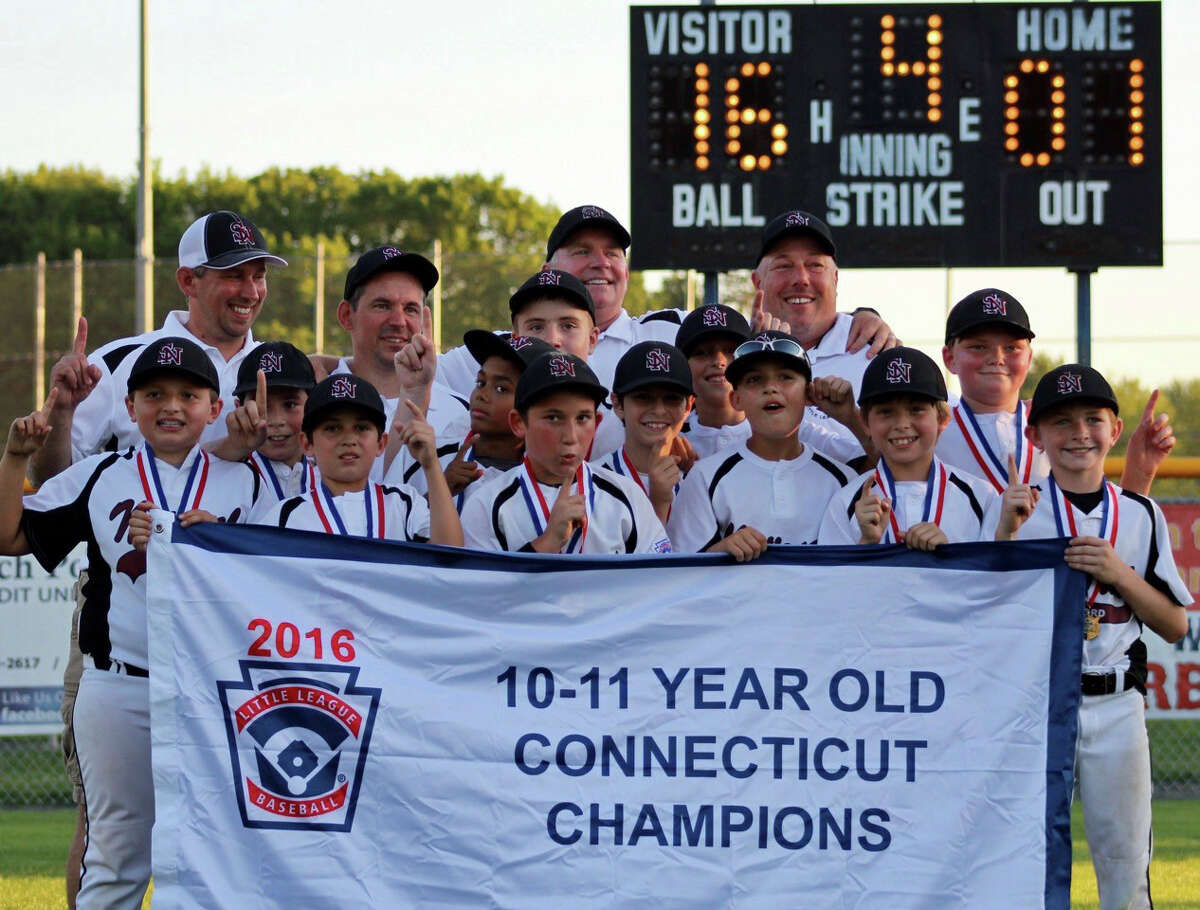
{"left": 629, "top": 3, "right": 1161, "bottom": 270}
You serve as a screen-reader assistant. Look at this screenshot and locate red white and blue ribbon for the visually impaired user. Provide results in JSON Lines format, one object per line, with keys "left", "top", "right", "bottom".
{"left": 1047, "top": 476, "right": 1119, "bottom": 608}
{"left": 952, "top": 400, "right": 1033, "bottom": 494}
{"left": 608, "top": 446, "right": 680, "bottom": 503}
{"left": 250, "top": 453, "right": 313, "bottom": 502}
{"left": 137, "top": 444, "right": 209, "bottom": 513}
{"left": 872, "top": 457, "right": 948, "bottom": 544}
{"left": 518, "top": 458, "right": 595, "bottom": 553}
{"left": 310, "top": 482, "right": 387, "bottom": 539}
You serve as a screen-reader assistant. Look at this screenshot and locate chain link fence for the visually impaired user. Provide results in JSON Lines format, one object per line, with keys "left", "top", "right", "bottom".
{"left": 0, "top": 249, "right": 1197, "bottom": 806}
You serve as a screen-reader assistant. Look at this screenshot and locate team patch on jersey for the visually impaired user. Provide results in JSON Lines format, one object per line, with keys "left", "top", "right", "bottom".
{"left": 381, "top": 247, "right": 403, "bottom": 259}
{"left": 645, "top": 347, "right": 670, "bottom": 372}
{"left": 1056, "top": 372, "right": 1083, "bottom": 395}
{"left": 156, "top": 341, "right": 183, "bottom": 366}
{"left": 701, "top": 306, "right": 727, "bottom": 327}
{"left": 981, "top": 293, "right": 1007, "bottom": 315}
{"left": 885, "top": 358, "right": 911, "bottom": 383}
{"left": 536, "top": 270, "right": 561, "bottom": 287}
{"left": 784, "top": 211, "right": 809, "bottom": 227}
{"left": 548, "top": 354, "right": 575, "bottom": 377}
{"left": 218, "top": 660, "right": 381, "bottom": 831}
{"left": 330, "top": 377, "right": 356, "bottom": 398}
{"left": 259, "top": 351, "right": 283, "bottom": 373}
{"left": 229, "top": 218, "right": 255, "bottom": 247}
{"left": 651, "top": 537, "right": 673, "bottom": 554}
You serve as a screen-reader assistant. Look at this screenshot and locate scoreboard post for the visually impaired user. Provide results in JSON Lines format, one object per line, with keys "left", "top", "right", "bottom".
{"left": 629, "top": 2, "right": 1162, "bottom": 275}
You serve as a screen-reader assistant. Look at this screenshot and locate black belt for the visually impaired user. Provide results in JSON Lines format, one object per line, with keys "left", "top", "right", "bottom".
{"left": 1081, "top": 672, "right": 1132, "bottom": 696}
{"left": 93, "top": 656, "right": 149, "bottom": 678}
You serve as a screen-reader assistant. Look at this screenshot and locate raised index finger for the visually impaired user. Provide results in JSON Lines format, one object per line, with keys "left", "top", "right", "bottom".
{"left": 1139, "top": 388, "right": 1160, "bottom": 425}
{"left": 255, "top": 369, "right": 268, "bottom": 415}
{"left": 40, "top": 386, "right": 60, "bottom": 417}
{"left": 1006, "top": 453, "right": 1019, "bottom": 483}
{"left": 73, "top": 317, "right": 88, "bottom": 356}
{"left": 421, "top": 304, "right": 433, "bottom": 339}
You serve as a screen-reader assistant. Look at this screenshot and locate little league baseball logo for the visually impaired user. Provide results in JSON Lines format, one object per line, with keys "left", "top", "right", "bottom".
{"left": 701, "top": 306, "right": 727, "bottom": 327}
{"left": 548, "top": 355, "right": 575, "bottom": 378}
{"left": 156, "top": 342, "right": 183, "bottom": 366}
{"left": 645, "top": 347, "right": 671, "bottom": 373}
{"left": 1057, "top": 372, "right": 1084, "bottom": 395}
{"left": 536, "top": 270, "right": 561, "bottom": 287}
{"left": 218, "top": 660, "right": 381, "bottom": 831}
{"left": 381, "top": 247, "right": 403, "bottom": 259}
{"left": 981, "top": 293, "right": 1007, "bottom": 315}
{"left": 784, "top": 211, "right": 809, "bottom": 227}
{"left": 229, "top": 218, "right": 256, "bottom": 247}
{"left": 885, "top": 357, "right": 912, "bottom": 383}
{"left": 258, "top": 351, "right": 283, "bottom": 373}
{"left": 331, "top": 377, "right": 356, "bottom": 398}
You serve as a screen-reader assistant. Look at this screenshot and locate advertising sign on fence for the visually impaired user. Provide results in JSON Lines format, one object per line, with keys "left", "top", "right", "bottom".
{"left": 1147, "top": 504, "right": 1200, "bottom": 717}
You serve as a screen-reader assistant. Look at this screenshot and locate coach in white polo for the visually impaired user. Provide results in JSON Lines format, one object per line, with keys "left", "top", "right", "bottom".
{"left": 31, "top": 210, "right": 285, "bottom": 484}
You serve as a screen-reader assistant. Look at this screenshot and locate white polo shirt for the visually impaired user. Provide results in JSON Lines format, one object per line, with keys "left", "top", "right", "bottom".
{"left": 461, "top": 462, "right": 672, "bottom": 554}
{"left": 668, "top": 441, "right": 855, "bottom": 551}
{"left": 21, "top": 443, "right": 260, "bottom": 669}
{"left": 70, "top": 311, "right": 260, "bottom": 460}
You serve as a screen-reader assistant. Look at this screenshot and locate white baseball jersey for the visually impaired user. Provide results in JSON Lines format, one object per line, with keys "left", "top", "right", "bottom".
{"left": 818, "top": 457, "right": 1002, "bottom": 545}
{"left": 247, "top": 452, "right": 319, "bottom": 504}
{"left": 70, "top": 310, "right": 261, "bottom": 460}
{"left": 461, "top": 461, "right": 672, "bottom": 554}
{"left": 20, "top": 443, "right": 260, "bottom": 669}
{"left": 681, "top": 418, "right": 752, "bottom": 461}
{"left": 1014, "top": 478, "right": 1191, "bottom": 682}
{"left": 590, "top": 446, "right": 680, "bottom": 504}
{"left": 683, "top": 413, "right": 863, "bottom": 465}
{"left": 264, "top": 482, "right": 431, "bottom": 542}
{"left": 937, "top": 394, "right": 1050, "bottom": 494}
{"left": 668, "top": 441, "right": 855, "bottom": 551}
{"left": 383, "top": 431, "right": 517, "bottom": 511}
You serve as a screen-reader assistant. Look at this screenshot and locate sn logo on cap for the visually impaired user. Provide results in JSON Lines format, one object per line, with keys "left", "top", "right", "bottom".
{"left": 229, "top": 218, "right": 255, "bottom": 247}
{"left": 548, "top": 355, "right": 575, "bottom": 378}
{"left": 381, "top": 247, "right": 403, "bottom": 259}
{"left": 580, "top": 206, "right": 608, "bottom": 220}
{"left": 537, "top": 271, "right": 561, "bottom": 287}
{"left": 1057, "top": 372, "right": 1083, "bottom": 395}
{"left": 646, "top": 348, "right": 670, "bottom": 372}
{"left": 331, "top": 377, "right": 356, "bottom": 398}
{"left": 156, "top": 342, "right": 183, "bottom": 366}
{"left": 702, "top": 307, "right": 726, "bottom": 327}
{"left": 785, "top": 212, "right": 809, "bottom": 227}
{"left": 885, "top": 358, "right": 911, "bottom": 384}
{"left": 509, "top": 335, "right": 533, "bottom": 351}
{"left": 981, "top": 293, "right": 1007, "bottom": 315}
{"left": 259, "top": 351, "right": 283, "bottom": 373}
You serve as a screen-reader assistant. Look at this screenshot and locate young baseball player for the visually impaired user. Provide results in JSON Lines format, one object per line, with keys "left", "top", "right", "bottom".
{"left": 262, "top": 375, "right": 462, "bottom": 546}
{"left": 940, "top": 288, "right": 1172, "bottom": 498}
{"left": 678, "top": 304, "right": 874, "bottom": 468}
{"left": 0, "top": 337, "right": 261, "bottom": 910}
{"left": 386, "top": 331, "right": 556, "bottom": 507}
{"left": 461, "top": 351, "right": 672, "bottom": 554}
{"left": 229, "top": 341, "right": 319, "bottom": 503}
{"left": 669, "top": 330, "right": 855, "bottom": 559}
{"left": 818, "top": 347, "right": 1003, "bottom": 548}
{"left": 999, "top": 364, "right": 1190, "bottom": 910}
{"left": 592, "top": 341, "right": 694, "bottom": 524}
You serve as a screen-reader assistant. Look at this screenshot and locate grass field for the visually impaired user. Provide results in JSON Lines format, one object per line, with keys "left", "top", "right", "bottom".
{"left": 1, "top": 802, "right": 1197, "bottom": 909}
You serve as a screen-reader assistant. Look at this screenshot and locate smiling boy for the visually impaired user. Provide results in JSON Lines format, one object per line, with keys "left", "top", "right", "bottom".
{"left": 461, "top": 351, "right": 671, "bottom": 554}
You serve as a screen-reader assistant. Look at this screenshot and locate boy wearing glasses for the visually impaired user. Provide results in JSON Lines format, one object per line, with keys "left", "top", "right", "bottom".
{"left": 668, "top": 330, "right": 855, "bottom": 560}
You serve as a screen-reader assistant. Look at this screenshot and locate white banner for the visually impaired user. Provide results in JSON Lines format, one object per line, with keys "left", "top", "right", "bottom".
{"left": 148, "top": 524, "right": 1084, "bottom": 909}
{"left": 0, "top": 545, "right": 85, "bottom": 735}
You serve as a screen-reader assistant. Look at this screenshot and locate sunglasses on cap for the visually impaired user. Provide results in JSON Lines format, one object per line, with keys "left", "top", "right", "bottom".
{"left": 733, "top": 337, "right": 809, "bottom": 362}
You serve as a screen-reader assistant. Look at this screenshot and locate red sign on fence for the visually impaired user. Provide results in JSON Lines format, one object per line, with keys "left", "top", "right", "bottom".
{"left": 1146, "top": 504, "right": 1200, "bottom": 715}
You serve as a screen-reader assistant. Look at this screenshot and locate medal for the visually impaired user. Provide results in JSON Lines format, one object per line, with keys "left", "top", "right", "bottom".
{"left": 1048, "top": 476, "right": 1120, "bottom": 633}
{"left": 1084, "top": 612, "right": 1101, "bottom": 640}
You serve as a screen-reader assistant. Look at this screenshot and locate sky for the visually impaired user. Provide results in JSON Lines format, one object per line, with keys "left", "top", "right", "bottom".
{"left": 2, "top": 0, "right": 1196, "bottom": 387}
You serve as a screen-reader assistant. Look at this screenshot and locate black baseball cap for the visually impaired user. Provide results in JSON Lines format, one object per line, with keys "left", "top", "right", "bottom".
{"left": 509, "top": 269, "right": 596, "bottom": 322}
{"left": 675, "top": 304, "right": 752, "bottom": 357}
{"left": 613, "top": 342, "right": 693, "bottom": 397}
{"left": 463, "top": 331, "right": 556, "bottom": 373}
{"left": 302, "top": 374, "right": 387, "bottom": 435}
{"left": 944, "top": 288, "right": 1036, "bottom": 345}
{"left": 858, "top": 346, "right": 948, "bottom": 407}
{"left": 128, "top": 337, "right": 220, "bottom": 394}
{"left": 178, "top": 211, "right": 287, "bottom": 270}
{"left": 757, "top": 210, "right": 837, "bottom": 263}
{"left": 234, "top": 342, "right": 316, "bottom": 398}
{"left": 725, "top": 330, "right": 812, "bottom": 387}
{"left": 1028, "top": 364, "right": 1119, "bottom": 425}
{"left": 545, "top": 205, "right": 632, "bottom": 261}
{"left": 515, "top": 352, "right": 608, "bottom": 412}
{"left": 344, "top": 246, "right": 439, "bottom": 300}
